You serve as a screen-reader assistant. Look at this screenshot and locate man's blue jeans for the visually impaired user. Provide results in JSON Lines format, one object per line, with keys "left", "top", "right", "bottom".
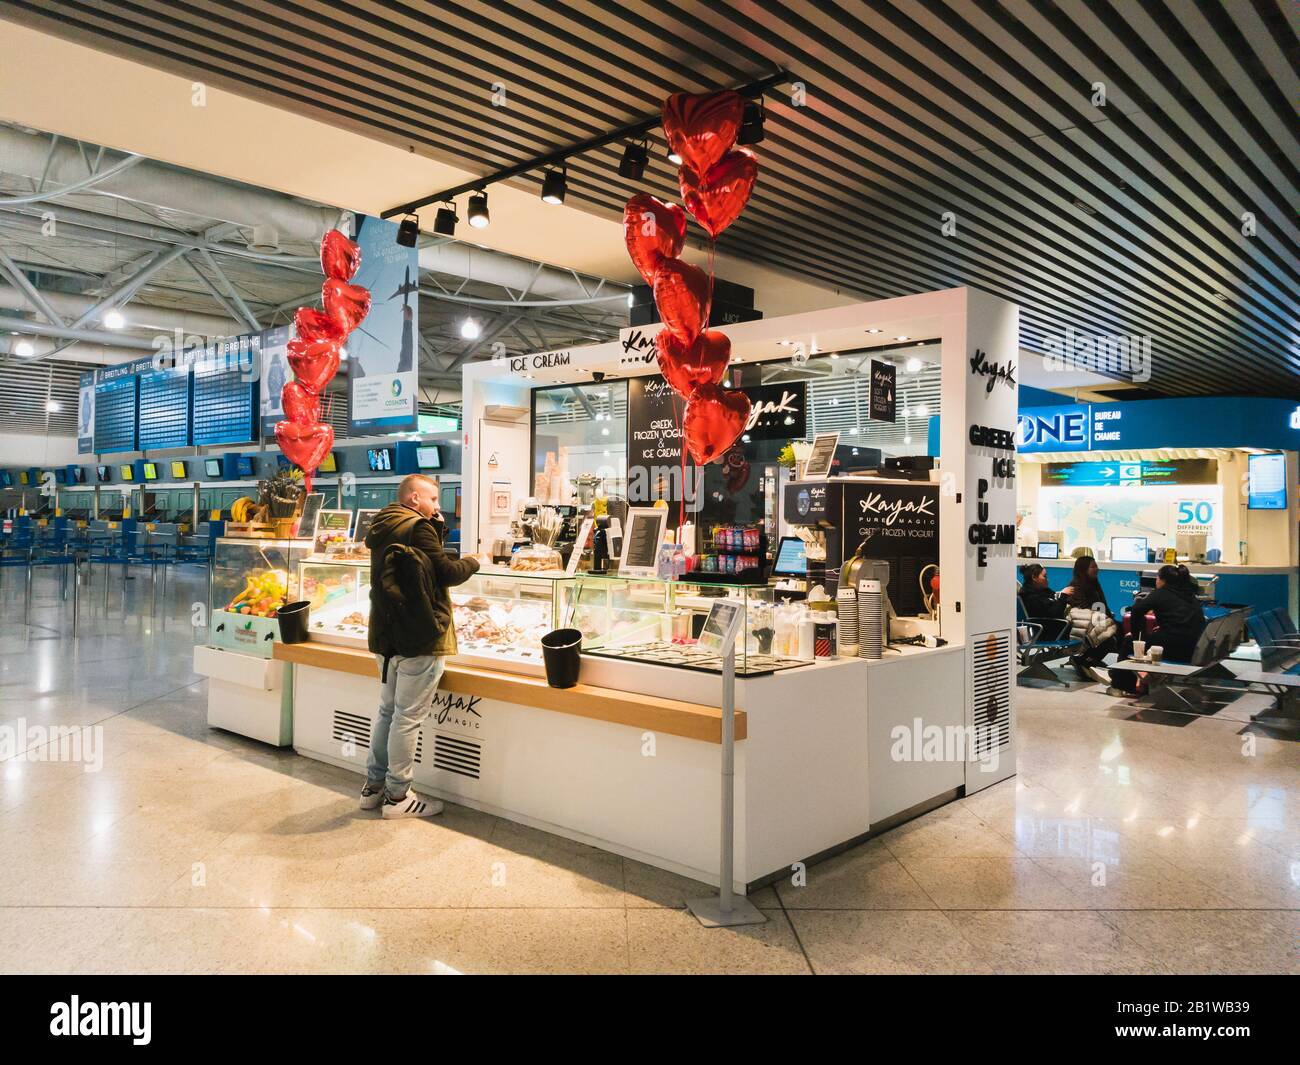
{"left": 367, "top": 654, "right": 445, "bottom": 799}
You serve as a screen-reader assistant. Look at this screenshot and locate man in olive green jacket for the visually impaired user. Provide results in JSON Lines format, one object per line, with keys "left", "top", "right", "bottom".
{"left": 361, "top": 474, "right": 478, "bottom": 818}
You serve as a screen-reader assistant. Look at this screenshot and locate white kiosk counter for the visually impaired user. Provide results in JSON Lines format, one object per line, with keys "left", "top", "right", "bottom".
{"left": 280, "top": 639, "right": 966, "bottom": 892}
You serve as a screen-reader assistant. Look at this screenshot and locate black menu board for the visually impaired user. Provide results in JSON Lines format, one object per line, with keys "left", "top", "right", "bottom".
{"left": 870, "top": 360, "right": 896, "bottom": 422}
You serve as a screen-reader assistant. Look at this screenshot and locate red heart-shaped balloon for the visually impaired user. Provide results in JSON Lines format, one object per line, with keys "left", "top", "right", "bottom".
{"left": 623, "top": 194, "right": 687, "bottom": 286}
{"left": 684, "top": 383, "right": 751, "bottom": 466}
{"left": 275, "top": 419, "right": 334, "bottom": 475}
{"left": 322, "top": 278, "right": 372, "bottom": 335}
{"left": 662, "top": 91, "right": 744, "bottom": 176}
{"left": 653, "top": 258, "right": 711, "bottom": 347}
{"left": 281, "top": 380, "right": 320, "bottom": 425}
{"left": 294, "top": 306, "right": 346, "bottom": 344}
{"left": 655, "top": 329, "right": 730, "bottom": 399}
{"left": 679, "top": 147, "right": 758, "bottom": 239}
{"left": 286, "top": 337, "right": 341, "bottom": 393}
{"left": 320, "top": 229, "right": 361, "bottom": 282}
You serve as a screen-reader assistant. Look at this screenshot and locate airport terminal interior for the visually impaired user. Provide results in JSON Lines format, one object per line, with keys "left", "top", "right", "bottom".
{"left": 0, "top": 2, "right": 1296, "bottom": 976}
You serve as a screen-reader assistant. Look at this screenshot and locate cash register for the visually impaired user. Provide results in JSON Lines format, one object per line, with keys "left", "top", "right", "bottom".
{"left": 772, "top": 535, "right": 809, "bottom": 597}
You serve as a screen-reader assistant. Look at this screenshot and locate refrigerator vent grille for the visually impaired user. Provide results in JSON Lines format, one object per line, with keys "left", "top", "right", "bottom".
{"left": 430, "top": 731, "right": 482, "bottom": 780}
{"left": 971, "top": 630, "right": 1012, "bottom": 758}
{"left": 332, "top": 709, "right": 370, "bottom": 751}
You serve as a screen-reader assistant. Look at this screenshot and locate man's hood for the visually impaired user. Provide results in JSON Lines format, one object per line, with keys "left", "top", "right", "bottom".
{"left": 365, "top": 503, "right": 422, "bottom": 550}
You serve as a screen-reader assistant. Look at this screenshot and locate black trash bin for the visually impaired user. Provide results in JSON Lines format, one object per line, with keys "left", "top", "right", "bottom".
{"left": 276, "top": 600, "right": 312, "bottom": 644}
{"left": 540, "top": 627, "right": 582, "bottom": 689}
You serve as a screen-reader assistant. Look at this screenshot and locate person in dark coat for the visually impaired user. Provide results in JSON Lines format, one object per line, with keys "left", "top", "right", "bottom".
{"left": 360, "top": 474, "right": 479, "bottom": 818}
{"left": 1129, "top": 564, "right": 1207, "bottom": 665}
{"left": 1018, "top": 563, "right": 1069, "bottom": 640}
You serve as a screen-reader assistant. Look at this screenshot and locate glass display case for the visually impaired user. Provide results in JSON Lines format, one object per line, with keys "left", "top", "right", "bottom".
{"left": 449, "top": 568, "right": 574, "bottom": 676}
{"left": 298, "top": 556, "right": 371, "bottom": 647}
{"left": 571, "top": 575, "right": 808, "bottom": 676}
{"left": 208, "top": 537, "right": 311, "bottom": 657}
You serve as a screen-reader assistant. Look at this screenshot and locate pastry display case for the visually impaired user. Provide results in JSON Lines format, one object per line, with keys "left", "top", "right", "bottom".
{"left": 449, "top": 568, "right": 574, "bottom": 676}
{"left": 298, "top": 556, "right": 371, "bottom": 647}
{"left": 570, "top": 575, "right": 807, "bottom": 676}
{"left": 208, "top": 537, "right": 311, "bottom": 657}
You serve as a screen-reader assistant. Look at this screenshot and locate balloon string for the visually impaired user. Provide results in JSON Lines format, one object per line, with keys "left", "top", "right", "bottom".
{"left": 678, "top": 389, "right": 687, "bottom": 529}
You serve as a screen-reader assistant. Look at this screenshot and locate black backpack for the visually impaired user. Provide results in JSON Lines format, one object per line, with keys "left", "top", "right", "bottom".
{"left": 372, "top": 527, "right": 448, "bottom": 660}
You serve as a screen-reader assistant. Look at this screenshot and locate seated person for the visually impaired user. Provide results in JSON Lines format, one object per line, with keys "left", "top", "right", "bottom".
{"left": 1129, "top": 564, "right": 1207, "bottom": 663}
{"left": 1061, "top": 554, "right": 1119, "bottom": 683}
{"left": 1018, "top": 563, "right": 1069, "bottom": 641}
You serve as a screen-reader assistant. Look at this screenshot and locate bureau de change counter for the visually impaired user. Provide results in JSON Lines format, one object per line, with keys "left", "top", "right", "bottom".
{"left": 276, "top": 637, "right": 968, "bottom": 893}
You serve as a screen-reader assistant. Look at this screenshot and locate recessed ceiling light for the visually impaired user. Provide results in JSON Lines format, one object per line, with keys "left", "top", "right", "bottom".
{"left": 103, "top": 309, "right": 125, "bottom": 330}
{"left": 895, "top": 335, "right": 909, "bottom": 341}
{"left": 829, "top": 352, "right": 839, "bottom": 360}
{"left": 866, "top": 328, "right": 881, "bottom": 334}
{"left": 14, "top": 339, "right": 35, "bottom": 357}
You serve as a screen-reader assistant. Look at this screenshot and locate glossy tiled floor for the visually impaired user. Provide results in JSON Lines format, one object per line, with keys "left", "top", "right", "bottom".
{"left": 0, "top": 568, "right": 1296, "bottom": 974}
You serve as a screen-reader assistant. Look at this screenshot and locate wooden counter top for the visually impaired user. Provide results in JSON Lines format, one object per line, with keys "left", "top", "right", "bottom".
{"left": 273, "top": 640, "right": 745, "bottom": 744}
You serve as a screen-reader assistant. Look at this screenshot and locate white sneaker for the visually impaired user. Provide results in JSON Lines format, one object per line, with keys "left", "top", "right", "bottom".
{"left": 359, "top": 783, "right": 385, "bottom": 810}
{"left": 382, "top": 790, "right": 444, "bottom": 819}
{"left": 1088, "top": 666, "right": 1111, "bottom": 684}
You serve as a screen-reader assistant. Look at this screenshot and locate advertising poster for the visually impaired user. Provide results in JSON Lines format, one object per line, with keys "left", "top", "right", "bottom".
{"left": 841, "top": 481, "right": 939, "bottom": 616}
{"left": 259, "top": 323, "right": 293, "bottom": 439}
{"left": 627, "top": 375, "right": 685, "bottom": 507}
{"left": 870, "top": 359, "right": 896, "bottom": 422}
{"left": 77, "top": 370, "right": 96, "bottom": 454}
{"left": 348, "top": 214, "right": 419, "bottom": 435}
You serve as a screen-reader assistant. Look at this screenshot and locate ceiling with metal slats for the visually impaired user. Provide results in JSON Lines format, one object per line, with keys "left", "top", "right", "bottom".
{"left": 4, "top": 0, "right": 1297, "bottom": 397}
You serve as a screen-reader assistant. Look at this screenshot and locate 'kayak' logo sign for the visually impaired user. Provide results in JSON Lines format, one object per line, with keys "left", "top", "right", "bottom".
{"left": 858, "top": 491, "right": 936, "bottom": 527}
{"left": 969, "top": 348, "right": 1016, "bottom": 393}
{"left": 431, "top": 691, "right": 482, "bottom": 731}
{"left": 1290, "top": 405, "right": 1300, "bottom": 430}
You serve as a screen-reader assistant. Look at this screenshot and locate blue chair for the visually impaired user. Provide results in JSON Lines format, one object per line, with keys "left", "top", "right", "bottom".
{"left": 1015, "top": 595, "right": 1083, "bottom": 686}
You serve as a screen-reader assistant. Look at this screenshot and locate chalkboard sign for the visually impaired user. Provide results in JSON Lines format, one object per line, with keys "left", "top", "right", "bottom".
{"left": 618, "top": 507, "right": 668, "bottom": 577}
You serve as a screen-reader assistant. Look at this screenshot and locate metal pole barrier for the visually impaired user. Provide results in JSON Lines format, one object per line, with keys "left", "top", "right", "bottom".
{"left": 72, "top": 557, "right": 80, "bottom": 638}
{"left": 685, "top": 639, "right": 767, "bottom": 928}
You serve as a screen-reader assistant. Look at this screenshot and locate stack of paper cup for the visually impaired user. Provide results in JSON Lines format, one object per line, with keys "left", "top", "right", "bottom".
{"left": 836, "top": 586, "right": 858, "bottom": 657}
{"left": 858, "top": 579, "right": 884, "bottom": 660}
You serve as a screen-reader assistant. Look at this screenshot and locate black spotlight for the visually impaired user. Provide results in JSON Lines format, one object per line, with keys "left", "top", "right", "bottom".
{"left": 618, "top": 140, "right": 648, "bottom": 180}
{"left": 433, "top": 201, "right": 457, "bottom": 236}
{"left": 467, "top": 190, "right": 490, "bottom": 229}
{"left": 396, "top": 214, "right": 419, "bottom": 247}
{"left": 540, "top": 167, "right": 567, "bottom": 205}
{"left": 738, "top": 98, "right": 765, "bottom": 145}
